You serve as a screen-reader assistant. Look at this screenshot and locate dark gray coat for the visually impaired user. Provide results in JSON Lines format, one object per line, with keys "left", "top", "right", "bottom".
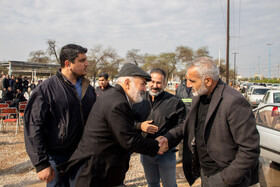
{"left": 165, "top": 80, "right": 260, "bottom": 186}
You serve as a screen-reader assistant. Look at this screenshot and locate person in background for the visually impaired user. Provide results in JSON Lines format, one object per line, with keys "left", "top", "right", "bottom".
{"left": 9, "top": 89, "right": 27, "bottom": 109}
{"left": 9, "top": 75, "right": 15, "bottom": 91}
{"left": 160, "top": 57, "right": 260, "bottom": 187}
{"left": 30, "top": 80, "right": 36, "bottom": 91}
{"left": 95, "top": 72, "right": 113, "bottom": 97}
{"left": 2, "top": 74, "right": 10, "bottom": 91}
{"left": 174, "top": 78, "right": 193, "bottom": 163}
{"left": 133, "top": 68, "right": 186, "bottom": 187}
{"left": 18, "top": 75, "right": 23, "bottom": 91}
{"left": 0, "top": 86, "right": 14, "bottom": 103}
{"left": 24, "top": 44, "right": 96, "bottom": 187}
{"left": 13, "top": 78, "right": 21, "bottom": 95}
{"left": 22, "top": 77, "right": 29, "bottom": 93}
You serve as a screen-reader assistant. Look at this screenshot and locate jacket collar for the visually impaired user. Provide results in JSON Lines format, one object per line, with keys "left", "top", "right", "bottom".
{"left": 56, "top": 69, "right": 90, "bottom": 99}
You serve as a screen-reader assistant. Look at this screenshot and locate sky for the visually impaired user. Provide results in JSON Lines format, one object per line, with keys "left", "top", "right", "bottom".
{"left": 0, "top": 0, "right": 279, "bottom": 78}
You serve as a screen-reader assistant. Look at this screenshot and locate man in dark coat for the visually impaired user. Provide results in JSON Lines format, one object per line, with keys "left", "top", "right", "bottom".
{"left": 160, "top": 57, "right": 260, "bottom": 187}
{"left": 58, "top": 63, "right": 167, "bottom": 187}
{"left": 24, "top": 44, "right": 96, "bottom": 186}
{"left": 1, "top": 86, "right": 14, "bottom": 103}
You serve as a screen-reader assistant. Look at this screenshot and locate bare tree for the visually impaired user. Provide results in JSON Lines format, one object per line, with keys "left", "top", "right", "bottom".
{"left": 28, "top": 50, "right": 50, "bottom": 63}
{"left": 87, "top": 45, "right": 121, "bottom": 85}
{"left": 47, "top": 39, "right": 59, "bottom": 64}
{"left": 142, "top": 52, "right": 178, "bottom": 82}
{"left": 125, "top": 49, "right": 144, "bottom": 66}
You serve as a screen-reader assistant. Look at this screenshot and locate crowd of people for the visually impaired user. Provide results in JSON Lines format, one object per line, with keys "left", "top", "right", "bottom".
{"left": 23, "top": 44, "right": 260, "bottom": 187}
{"left": 0, "top": 74, "right": 38, "bottom": 108}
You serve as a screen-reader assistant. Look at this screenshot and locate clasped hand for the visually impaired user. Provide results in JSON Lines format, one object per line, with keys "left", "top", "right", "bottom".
{"left": 156, "top": 136, "right": 169, "bottom": 155}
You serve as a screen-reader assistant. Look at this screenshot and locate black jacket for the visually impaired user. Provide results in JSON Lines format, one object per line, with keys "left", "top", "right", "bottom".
{"left": 95, "top": 84, "right": 113, "bottom": 97}
{"left": 175, "top": 83, "right": 193, "bottom": 115}
{"left": 58, "top": 84, "right": 159, "bottom": 187}
{"left": 24, "top": 70, "right": 96, "bottom": 172}
{"left": 1, "top": 90, "right": 14, "bottom": 102}
{"left": 133, "top": 91, "right": 186, "bottom": 140}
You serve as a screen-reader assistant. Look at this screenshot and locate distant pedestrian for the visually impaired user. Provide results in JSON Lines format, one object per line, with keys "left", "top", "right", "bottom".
{"left": 95, "top": 72, "right": 113, "bottom": 97}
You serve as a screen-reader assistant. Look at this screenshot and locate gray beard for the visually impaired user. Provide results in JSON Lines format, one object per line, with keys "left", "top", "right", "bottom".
{"left": 149, "top": 89, "right": 163, "bottom": 97}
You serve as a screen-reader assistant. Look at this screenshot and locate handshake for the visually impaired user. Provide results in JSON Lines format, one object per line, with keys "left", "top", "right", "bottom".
{"left": 156, "top": 136, "right": 169, "bottom": 155}
{"left": 140, "top": 120, "right": 169, "bottom": 155}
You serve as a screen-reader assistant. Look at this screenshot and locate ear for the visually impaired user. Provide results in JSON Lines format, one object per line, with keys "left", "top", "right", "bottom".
{"left": 124, "top": 78, "right": 130, "bottom": 89}
{"left": 204, "top": 77, "right": 213, "bottom": 87}
{"left": 65, "top": 60, "right": 71, "bottom": 69}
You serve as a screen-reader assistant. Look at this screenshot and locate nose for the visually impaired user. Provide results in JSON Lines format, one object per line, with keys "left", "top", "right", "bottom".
{"left": 84, "top": 59, "right": 89, "bottom": 67}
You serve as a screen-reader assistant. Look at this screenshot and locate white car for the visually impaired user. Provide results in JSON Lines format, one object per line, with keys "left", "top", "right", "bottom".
{"left": 253, "top": 104, "right": 280, "bottom": 164}
{"left": 248, "top": 87, "right": 270, "bottom": 107}
{"left": 258, "top": 90, "right": 280, "bottom": 108}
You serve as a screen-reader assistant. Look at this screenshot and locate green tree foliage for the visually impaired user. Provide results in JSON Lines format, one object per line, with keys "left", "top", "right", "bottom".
{"left": 28, "top": 50, "right": 50, "bottom": 63}
{"left": 195, "top": 46, "right": 211, "bottom": 58}
{"left": 175, "top": 45, "right": 194, "bottom": 63}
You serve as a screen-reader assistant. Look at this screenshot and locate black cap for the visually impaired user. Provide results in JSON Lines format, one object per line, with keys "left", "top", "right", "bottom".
{"left": 118, "top": 63, "right": 151, "bottom": 81}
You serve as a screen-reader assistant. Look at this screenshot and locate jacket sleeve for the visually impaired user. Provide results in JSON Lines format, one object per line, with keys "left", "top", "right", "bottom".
{"left": 107, "top": 101, "right": 159, "bottom": 156}
{"left": 24, "top": 87, "right": 51, "bottom": 172}
{"left": 163, "top": 99, "right": 186, "bottom": 148}
{"left": 220, "top": 95, "right": 260, "bottom": 185}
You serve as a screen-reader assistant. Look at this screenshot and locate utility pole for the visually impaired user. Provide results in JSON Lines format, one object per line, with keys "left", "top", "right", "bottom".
{"left": 277, "top": 64, "right": 279, "bottom": 81}
{"left": 258, "top": 56, "right": 261, "bottom": 80}
{"left": 267, "top": 43, "right": 272, "bottom": 79}
{"left": 226, "top": 0, "right": 230, "bottom": 84}
{"left": 233, "top": 52, "right": 238, "bottom": 86}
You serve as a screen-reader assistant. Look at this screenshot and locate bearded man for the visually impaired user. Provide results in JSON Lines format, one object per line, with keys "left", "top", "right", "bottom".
{"left": 132, "top": 68, "right": 186, "bottom": 187}
{"left": 160, "top": 57, "right": 260, "bottom": 187}
{"left": 57, "top": 63, "right": 167, "bottom": 187}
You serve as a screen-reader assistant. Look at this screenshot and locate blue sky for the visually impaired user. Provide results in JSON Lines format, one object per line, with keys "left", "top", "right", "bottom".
{"left": 0, "top": 0, "right": 279, "bottom": 78}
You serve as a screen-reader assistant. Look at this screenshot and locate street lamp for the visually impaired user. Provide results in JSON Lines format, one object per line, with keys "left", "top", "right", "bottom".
{"left": 267, "top": 43, "right": 272, "bottom": 79}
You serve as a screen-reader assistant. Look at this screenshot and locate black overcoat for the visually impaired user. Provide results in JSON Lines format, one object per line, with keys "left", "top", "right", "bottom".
{"left": 59, "top": 84, "right": 159, "bottom": 187}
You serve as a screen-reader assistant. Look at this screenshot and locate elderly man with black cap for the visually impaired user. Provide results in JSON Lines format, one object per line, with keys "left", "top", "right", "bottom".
{"left": 57, "top": 63, "right": 168, "bottom": 187}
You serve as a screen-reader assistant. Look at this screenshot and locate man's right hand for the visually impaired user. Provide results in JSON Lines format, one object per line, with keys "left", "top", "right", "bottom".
{"left": 141, "top": 120, "right": 158, "bottom": 134}
{"left": 37, "top": 166, "right": 55, "bottom": 183}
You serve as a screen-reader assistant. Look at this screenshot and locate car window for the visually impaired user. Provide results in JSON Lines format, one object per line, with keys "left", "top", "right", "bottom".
{"left": 273, "top": 93, "right": 280, "bottom": 103}
{"left": 252, "top": 89, "right": 270, "bottom": 95}
{"left": 254, "top": 106, "right": 280, "bottom": 131}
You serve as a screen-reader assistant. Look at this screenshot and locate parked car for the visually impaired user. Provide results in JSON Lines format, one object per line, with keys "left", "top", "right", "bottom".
{"left": 272, "top": 84, "right": 280, "bottom": 90}
{"left": 258, "top": 90, "right": 280, "bottom": 108}
{"left": 253, "top": 104, "right": 280, "bottom": 164}
{"left": 248, "top": 87, "right": 270, "bottom": 107}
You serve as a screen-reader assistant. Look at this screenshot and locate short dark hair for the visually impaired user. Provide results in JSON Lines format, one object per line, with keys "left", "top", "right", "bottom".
{"left": 98, "top": 72, "right": 109, "bottom": 80}
{"left": 59, "top": 44, "right": 87, "bottom": 67}
{"left": 150, "top": 68, "right": 166, "bottom": 80}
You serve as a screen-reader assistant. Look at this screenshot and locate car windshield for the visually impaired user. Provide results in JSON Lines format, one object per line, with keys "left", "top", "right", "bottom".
{"left": 253, "top": 89, "right": 270, "bottom": 95}
{"left": 273, "top": 93, "right": 280, "bottom": 103}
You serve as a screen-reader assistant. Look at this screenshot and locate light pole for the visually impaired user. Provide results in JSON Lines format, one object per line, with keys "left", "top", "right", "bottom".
{"left": 258, "top": 56, "right": 261, "bottom": 80}
{"left": 267, "top": 43, "right": 272, "bottom": 79}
